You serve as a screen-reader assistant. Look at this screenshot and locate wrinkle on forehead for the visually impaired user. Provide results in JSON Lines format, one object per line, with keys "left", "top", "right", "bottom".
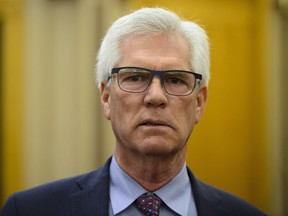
{"left": 117, "top": 33, "right": 192, "bottom": 71}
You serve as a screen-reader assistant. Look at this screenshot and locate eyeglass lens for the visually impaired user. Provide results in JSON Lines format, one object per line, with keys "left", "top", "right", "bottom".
{"left": 117, "top": 68, "right": 197, "bottom": 96}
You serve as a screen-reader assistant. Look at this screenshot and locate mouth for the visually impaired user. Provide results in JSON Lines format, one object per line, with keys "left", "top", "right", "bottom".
{"left": 139, "top": 120, "right": 171, "bottom": 128}
{"left": 142, "top": 123, "right": 163, "bottom": 126}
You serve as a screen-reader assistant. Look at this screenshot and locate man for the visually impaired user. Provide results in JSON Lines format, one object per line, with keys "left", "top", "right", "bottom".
{"left": 1, "top": 7, "right": 266, "bottom": 216}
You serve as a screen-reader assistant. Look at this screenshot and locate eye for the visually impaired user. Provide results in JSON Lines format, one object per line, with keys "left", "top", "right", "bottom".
{"left": 126, "top": 74, "right": 145, "bottom": 82}
{"left": 120, "top": 72, "right": 150, "bottom": 83}
{"left": 168, "top": 77, "right": 184, "bottom": 85}
{"left": 164, "top": 73, "right": 188, "bottom": 86}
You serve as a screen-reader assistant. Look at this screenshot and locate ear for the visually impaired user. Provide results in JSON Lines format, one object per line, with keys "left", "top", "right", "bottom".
{"left": 195, "top": 86, "right": 208, "bottom": 124}
{"left": 100, "top": 82, "right": 111, "bottom": 120}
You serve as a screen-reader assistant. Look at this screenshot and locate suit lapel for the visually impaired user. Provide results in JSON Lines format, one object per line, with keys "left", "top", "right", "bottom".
{"left": 69, "top": 159, "right": 231, "bottom": 216}
{"left": 70, "top": 158, "right": 112, "bottom": 216}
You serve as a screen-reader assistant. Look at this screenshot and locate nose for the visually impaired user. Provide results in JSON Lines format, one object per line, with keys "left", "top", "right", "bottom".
{"left": 144, "top": 76, "right": 168, "bottom": 107}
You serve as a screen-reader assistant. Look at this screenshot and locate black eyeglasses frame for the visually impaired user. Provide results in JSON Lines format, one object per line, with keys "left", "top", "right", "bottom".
{"left": 110, "top": 66, "right": 202, "bottom": 96}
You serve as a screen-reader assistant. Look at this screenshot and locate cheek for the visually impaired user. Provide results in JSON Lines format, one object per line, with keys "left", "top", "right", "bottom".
{"left": 179, "top": 98, "right": 197, "bottom": 120}
{"left": 108, "top": 96, "right": 120, "bottom": 121}
{"left": 175, "top": 100, "right": 198, "bottom": 133}
{"left": 109, "top": 92, "right": 138, "bottom": 123}
{"left": 109, "top": 93, "right": 142, "bottom": 144}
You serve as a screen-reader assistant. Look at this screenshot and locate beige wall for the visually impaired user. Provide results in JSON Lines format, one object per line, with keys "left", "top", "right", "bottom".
{"left": 21, "top": 0, "right": 122, "bottom": 187}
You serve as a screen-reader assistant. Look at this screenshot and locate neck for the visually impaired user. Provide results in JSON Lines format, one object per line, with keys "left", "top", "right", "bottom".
{"left": 114, "top": 147, "right": 187, "bottom": 192}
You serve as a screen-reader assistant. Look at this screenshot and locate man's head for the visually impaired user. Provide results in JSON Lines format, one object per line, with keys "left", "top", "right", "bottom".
{"left": 96, "top": 7, "right": 210, "bottom": 88}
{"left": 97, "top": 8, "right": 209, "bottom": 161}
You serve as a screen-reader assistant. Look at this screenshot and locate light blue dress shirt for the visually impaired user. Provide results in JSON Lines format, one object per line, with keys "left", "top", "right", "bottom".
{"left": 109, "top": 156, "right": 198, "bottom": 216}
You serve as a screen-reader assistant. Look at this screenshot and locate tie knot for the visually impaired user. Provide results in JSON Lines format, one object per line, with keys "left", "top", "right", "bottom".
{"left": 135, "top": 193, "right": 162, "bottom": 216}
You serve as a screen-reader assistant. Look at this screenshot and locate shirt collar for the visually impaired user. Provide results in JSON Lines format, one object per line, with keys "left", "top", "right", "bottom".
{"left": 110, "top": 157, "right": 146, "bottom": 214}
{"left": 155, "top": 164, "right": 191, "bottom": 215}
{"left": 109, "top": 156, "right": 191, "bottom": 215}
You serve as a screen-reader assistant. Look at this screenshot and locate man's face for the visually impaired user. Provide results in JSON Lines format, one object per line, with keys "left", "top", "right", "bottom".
{"left": 101, "top": 33, "right": 207, "bottom": 158}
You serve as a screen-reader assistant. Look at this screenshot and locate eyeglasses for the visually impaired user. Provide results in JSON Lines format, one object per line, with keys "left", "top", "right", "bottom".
{"left": 111, "top": 67, "right": 202, "bottom": 96}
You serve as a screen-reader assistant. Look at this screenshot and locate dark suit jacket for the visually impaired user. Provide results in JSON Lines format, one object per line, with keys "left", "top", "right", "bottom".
{"left": 1, "top": 157, "right": 267, "bottom": 216}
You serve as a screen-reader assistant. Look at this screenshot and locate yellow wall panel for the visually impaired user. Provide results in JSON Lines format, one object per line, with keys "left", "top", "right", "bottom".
{"left": 0, "top": 0, "right": 23, "bottom": 204}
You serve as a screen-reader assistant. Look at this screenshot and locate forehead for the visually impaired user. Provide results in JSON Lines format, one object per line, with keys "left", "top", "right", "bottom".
{"left": 118, "top": 33, "right": 192, "bottom": 70}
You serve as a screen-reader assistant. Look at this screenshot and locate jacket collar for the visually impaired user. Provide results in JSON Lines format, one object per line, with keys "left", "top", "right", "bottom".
{"left": 69, "top": 157, "right": 228, "bottom": 216}
{"left": 70, "top": 158, "right": 112, "bottom": 216}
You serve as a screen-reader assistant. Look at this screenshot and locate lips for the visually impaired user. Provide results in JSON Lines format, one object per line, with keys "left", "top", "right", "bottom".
{"left": 139, "top": 119, "right": 171, "bottom": 128}
{"left": 142, "top": 122, "right": 162, "bottom": 126}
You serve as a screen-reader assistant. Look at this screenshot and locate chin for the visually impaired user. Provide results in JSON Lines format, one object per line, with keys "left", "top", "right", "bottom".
{"left": 138, "top": 141, "right": 180, "bottom": 157}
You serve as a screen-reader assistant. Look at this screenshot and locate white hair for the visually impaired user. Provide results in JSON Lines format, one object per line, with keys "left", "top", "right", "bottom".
{"left": 96, "top": 7, "right": 210, "bottom": 87}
